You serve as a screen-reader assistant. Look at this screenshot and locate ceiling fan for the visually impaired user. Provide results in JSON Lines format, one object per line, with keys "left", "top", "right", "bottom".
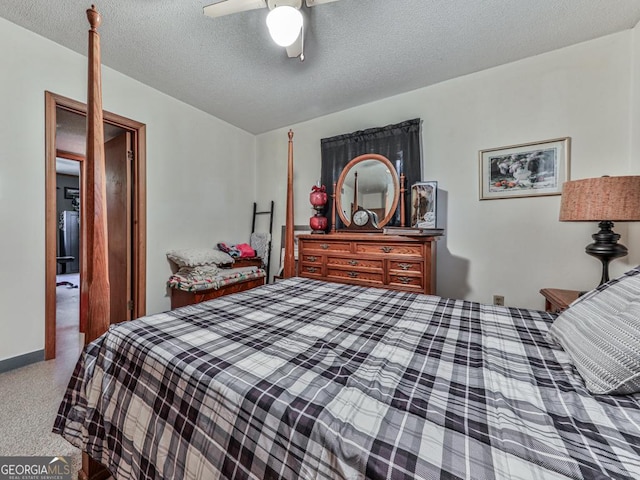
{"left": 203, "top": 0, "right": 340, "bottom": 61}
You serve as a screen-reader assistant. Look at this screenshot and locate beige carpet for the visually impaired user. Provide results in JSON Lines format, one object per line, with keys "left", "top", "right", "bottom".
{"left": 0, "top": 274, "right": 83, "bottom": 477}
{"left": 0, "top": 359, "right": 81, "bottom": 466}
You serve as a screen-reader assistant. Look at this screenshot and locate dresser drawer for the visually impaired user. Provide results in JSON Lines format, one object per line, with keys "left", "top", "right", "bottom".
{"left": 388, "top": 260, "right": 423, "bottom": 274}
{"left": 301, "top": 254, "right": 323, "bottom": 264}
{"left": 355, "top": 242, "right": 423, "bottom": 257}
{"left": 327, "top": 268, "right": 383, "bottom": 285}
{"left": 327, "top": 256, "right": 383, "bottom": 270}
{"left": 388, "top": 273, "right": 423, "bottom": 290}
{"left": 302, "top": 240, "right": 351, "bottom": 253}
{"left": 300, "top": 263, "right": 323, "bottom": 277}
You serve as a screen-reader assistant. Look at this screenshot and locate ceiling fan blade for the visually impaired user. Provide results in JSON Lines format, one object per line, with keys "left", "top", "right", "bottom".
{"left": 305, "top": 0, "right": 340, "bottom": 6}
{"left": 203, "top": 0, "right": 267, "bottom": 18}
{"left": 286, "top": 34, "right": 303, "bottom": 59}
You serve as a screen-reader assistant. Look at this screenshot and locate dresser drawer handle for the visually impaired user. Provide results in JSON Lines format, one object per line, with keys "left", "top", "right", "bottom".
{"left": 320, "top": 244, "right": 329, "bottom": 250}
{"left": 349, "top": 260, "right": 358, "bottom": 266}
{"left": 307, "top": 266, "right": 318, "bottom": 273}
{"left": 307, "top": 256, "right": 317, "bottom": 262}
{"left": 398, "top": 263, "right": 412, "bottom": 270}
{"left": 397, "top": 276, "right": 411, "bottom": 284}
{"left": 348, "top": 271, "right": 359, "bottom": 278}
{"left": 380, "top": 246, "right": 393, "bottom": 253}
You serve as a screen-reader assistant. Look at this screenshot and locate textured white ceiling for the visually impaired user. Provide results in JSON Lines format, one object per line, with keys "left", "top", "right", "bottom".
{"left": 2, "top": 0, "right": 640, "bottom": 134}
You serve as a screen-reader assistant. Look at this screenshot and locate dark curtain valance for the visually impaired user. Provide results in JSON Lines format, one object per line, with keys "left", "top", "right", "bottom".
{"left": 320, "top": 118, "right": 422, "bottom": 229}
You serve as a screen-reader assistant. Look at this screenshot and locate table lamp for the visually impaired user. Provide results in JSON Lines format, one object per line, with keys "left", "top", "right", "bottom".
{"left": 559, "top": 176, "right": 640, "bottom": 286}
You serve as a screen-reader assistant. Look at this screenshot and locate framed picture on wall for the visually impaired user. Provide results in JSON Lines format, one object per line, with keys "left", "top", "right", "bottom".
{"left": 64, "top": 186, "right": 80, "bottom": 199}
{"left": 479, "top": 137, "right": 570, "bottom": 200}
{"left": 411, "top": 181, "right": 437, "bottom": 228}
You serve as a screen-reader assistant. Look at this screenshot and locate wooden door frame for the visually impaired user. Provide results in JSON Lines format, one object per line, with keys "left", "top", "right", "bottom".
{"left": 45, "top": 91, "right": 147, "bottom": 360}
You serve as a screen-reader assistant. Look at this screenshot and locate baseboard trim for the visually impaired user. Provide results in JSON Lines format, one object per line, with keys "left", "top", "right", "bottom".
{"left": 0, "top": 350, "right": 45, "bottom": 374}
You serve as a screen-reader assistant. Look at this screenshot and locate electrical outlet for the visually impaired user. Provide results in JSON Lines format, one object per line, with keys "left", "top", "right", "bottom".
{"left": 493, "top": 295, "right": 505, "bottom": 306}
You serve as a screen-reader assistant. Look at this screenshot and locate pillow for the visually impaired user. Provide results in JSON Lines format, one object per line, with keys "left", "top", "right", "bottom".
{"left": 166, "top": 248, "right": 234, "bottom": 267}
{"left": 547, "top": 266, "right": 640, "bottom": 394}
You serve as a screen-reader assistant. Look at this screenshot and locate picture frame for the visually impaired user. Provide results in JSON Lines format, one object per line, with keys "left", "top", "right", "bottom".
{"left": 411, "top": 181, "right": 437, "bottom": 228}
{"left": 64, "top": 186, "right": 80, "bottom": 199}
{"left": 479, "top": 137, "right": 570, "bottom": 200}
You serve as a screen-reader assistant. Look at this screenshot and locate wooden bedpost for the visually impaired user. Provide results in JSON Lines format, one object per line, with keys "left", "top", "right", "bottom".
{"left": 283, "top": 130, "right": 295, "bottom": 278}
{"left": 80, "top": 6, "right": 112, "bottom": 479}
{"left": 331, "top": 182, "right": 337, "bottom": 233}
{"left": 400, "top": 173, "right": 406, "bottom": 227}
{"left": 82, "top": 4, "right": 111, "bottom": 343}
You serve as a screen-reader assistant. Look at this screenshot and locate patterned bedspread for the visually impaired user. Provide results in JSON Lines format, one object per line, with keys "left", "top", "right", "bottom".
{"left": 54, "top": 278, "right": 640, "bottom": 479}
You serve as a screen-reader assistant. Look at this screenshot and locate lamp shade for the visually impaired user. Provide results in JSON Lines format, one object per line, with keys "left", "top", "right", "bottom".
{"left": 559, "top": 176, "right": 640, "bottom": 222}
{"left": 266, "top": 6, "right": 303, "bottom": 47}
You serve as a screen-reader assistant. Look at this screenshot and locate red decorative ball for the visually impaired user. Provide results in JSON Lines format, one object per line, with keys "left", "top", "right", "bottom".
{"left": 310, "top": 190, "right": 328, "bottom": 207}
{"left": 310, "top": 215, "right": 328, "bottom": 232}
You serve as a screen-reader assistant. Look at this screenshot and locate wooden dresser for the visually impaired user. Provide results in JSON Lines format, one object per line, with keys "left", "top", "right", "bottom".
{"left": 297, "top": 233, "right": 437, "bottom": 295}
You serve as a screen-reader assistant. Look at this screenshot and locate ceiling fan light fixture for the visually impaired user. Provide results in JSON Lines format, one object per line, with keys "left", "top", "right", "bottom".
{"left": 266, "top": 6, "right": 303, "bottom": 47}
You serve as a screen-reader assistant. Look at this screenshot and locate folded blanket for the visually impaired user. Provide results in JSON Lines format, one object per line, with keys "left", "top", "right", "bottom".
{"left": 168, "top": 266, "right": 266, "bottom": 292}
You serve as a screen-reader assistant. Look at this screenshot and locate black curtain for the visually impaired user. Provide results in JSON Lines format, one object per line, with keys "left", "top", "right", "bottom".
{"left": 320, "top": 118, "right": 421, "bottom": 230}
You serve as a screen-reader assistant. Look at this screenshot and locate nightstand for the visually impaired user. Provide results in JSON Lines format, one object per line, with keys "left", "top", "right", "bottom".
{"left": 539, "top": 288, "right": 581, "bottom": 313}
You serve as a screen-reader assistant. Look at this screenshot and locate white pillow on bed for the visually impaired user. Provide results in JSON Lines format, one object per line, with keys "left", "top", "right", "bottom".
{"left": 166, "top": 248, "right": 234, "bottom": 267}
{"left": 547, "top": 266, "right": 640, "bottom": 395}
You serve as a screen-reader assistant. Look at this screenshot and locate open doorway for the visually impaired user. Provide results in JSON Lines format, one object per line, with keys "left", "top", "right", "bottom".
{"left": 45, "top": 91, "right": 147, "bottom": 360}
{"left": 53, "top": 109, "right": 130, "bottom": 361}
{"left": 55, "top": 153, "right": 81, "bottom": 362}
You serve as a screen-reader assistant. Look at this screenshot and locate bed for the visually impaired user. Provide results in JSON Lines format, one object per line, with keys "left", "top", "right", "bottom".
{"left": 55, "top": 276, "right": 640, "bottom": 479}
{"left": 59, "top": 6, "right": 640, "bottom": 479}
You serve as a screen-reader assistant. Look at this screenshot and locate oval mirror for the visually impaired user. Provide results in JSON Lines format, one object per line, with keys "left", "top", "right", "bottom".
{"left": 336, "top": 153, "right": 399, "bottom": 228}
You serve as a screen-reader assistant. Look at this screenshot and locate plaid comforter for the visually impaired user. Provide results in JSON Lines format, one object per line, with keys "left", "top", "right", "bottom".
{"left": 54, "top": 277, "right": 640, "bottom": 479}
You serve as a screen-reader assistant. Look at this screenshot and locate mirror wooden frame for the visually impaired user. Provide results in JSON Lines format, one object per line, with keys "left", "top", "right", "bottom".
{"left": 335, "top": 153, "right": 400, "bottom": 229}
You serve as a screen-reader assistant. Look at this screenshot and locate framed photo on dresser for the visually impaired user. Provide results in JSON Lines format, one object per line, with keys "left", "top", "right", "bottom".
{"left": 411, "top": 181, "right": 437, "bottom": 228}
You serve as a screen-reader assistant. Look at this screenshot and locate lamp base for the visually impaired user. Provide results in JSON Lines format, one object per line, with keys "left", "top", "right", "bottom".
{"left": 585, "top": 221, "right": 627, "bottom": 286}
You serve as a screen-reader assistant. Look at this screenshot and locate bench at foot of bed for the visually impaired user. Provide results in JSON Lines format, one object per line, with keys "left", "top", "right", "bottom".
{"left": 169, "top": 267, "right": 266, "bottom": 309}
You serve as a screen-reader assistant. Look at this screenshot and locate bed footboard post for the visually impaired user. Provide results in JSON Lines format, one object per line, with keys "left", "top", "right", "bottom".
{"left": 283, "top": 130, "right": 296, "bottom": 278}
{"left": 80, "top": 5, "right": 112, "bottom": 480}
{"left": 82, "top": 4, "right": 111, "bottom": 343}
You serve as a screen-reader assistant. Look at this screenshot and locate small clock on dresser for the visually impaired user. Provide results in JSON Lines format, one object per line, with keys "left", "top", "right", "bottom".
{"left": 347, "top": 207, "right": 380, "bottom": 231}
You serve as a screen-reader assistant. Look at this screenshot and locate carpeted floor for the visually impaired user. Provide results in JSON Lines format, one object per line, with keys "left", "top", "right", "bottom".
{"left": 0, "top": 273, "right": 83, "bottom": 477}
{"left": 55, "top": 273, "right": 81, "bottom": 363}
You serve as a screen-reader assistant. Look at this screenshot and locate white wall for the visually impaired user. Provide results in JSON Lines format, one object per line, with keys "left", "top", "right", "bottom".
{"left": 627, "top": 20, "right": 640, "bottom": 266}
{"left": 2, "top": 17, "right": 637, "bottom": 362}
{"left": 0, "top": 18, "right": 256, "bottom": 361}
{"left": 631, "top": 20, "right": 640, "bottom": 176}
{"left": 256, "top": 31, "right": 635, "bottom": 310}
